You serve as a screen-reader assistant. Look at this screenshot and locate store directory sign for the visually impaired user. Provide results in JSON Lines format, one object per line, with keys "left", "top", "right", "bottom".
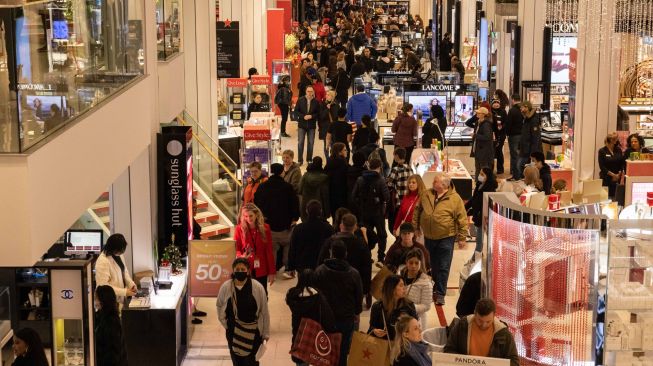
{"left": 216, "top": 20, "right": 240, "bottom": 78}
{"left": 189, "top": 240, "right": 236, "bottom": 297}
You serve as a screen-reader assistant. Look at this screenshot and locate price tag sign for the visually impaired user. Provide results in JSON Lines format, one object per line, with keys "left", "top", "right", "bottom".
{"left": 189, "top": 240, "right": 236, "bottom": 297}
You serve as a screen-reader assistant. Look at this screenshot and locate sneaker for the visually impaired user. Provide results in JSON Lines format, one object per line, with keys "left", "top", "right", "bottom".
{"left": 282, "top": 271, "right": 296, "bottom": 279}
{"left": 192, "top": 310, "right": 207, "bottom": 317}
{"left": 191, "top": 318, "right": 203, "bottom": 324}
{"left": 436, "top": 295, "right": 446, "bottom": 306}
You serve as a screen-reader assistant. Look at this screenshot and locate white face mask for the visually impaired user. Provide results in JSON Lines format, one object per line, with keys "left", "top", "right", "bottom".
{"left": 478, "top": 175, "right": 486, "bottom": 183}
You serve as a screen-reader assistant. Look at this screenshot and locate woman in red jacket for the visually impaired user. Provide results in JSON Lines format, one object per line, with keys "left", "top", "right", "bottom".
{"left": 393, "top": 174, "right": 425, "bottom": 235}
{"left": 235, "top": 203, "right": 276, "bottom": 293}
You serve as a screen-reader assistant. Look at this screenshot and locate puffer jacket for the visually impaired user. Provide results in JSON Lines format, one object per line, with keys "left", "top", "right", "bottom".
{"left": 412, "top": 188, "right": 468, "bottom": 241}
{"left": 444, "top": 315, "right": 520, "bottom": 366}
{"left": 402, "top": 271, "right": 433, "bottom": 330}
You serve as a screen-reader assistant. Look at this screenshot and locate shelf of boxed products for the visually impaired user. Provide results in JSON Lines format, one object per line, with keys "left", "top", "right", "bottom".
{"left": 604, "top": 221, "right": 653, "bottom": 365}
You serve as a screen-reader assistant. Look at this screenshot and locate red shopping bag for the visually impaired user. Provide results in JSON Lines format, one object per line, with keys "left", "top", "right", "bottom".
{"left": 290, "top": 318, "right": 342, "bottom": 366}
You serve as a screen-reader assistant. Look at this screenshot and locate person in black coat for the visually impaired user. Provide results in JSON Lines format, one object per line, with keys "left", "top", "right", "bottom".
{"left": 490, "top": 98, "right": 508, "bottom": 174}
{"left": 319, "top": 92, "right": 340, "bottom": 158}
{"left": 349, "top": 55, "right": 366, "bottom": 82}
{"left": 530, "top": 151, "right": 552, "bottom": 195}
{"left": 518, "top": 101, "right": 542, "bottom": 178}
{"left": 598, "top": 132, "right": 624, "bottom": 198}
{"left": 286, "top": 269, "right": 336, "bottom": 365}
{"left": 325, "top": 143, "right": 350, "bottom": 218}
{"left": 352, "top": 115, "right": 375, "bottom": 153}
{"left": 294, "top": 86, "right": 321, "bottom": 165}
{"left": 439, "top": 33, "right": 453, "bottom": 71}
{"left": 504, "top": 95, "right": 524, "bottom": 180}
{"left": 288, "top": 200, "right": 334, "bottom": 272}
{"left": 455, "top": 271, "right": 481, "bottom": 318}
{"left": 347, "top": 152, "right": 367, "bottom": 211}
{"left": 471, "top": 107, "right": 495, "bottom": 179}
{"left": 331, "top": 67, "right": 351, "bottom": 110}
{"left": 94, "top": 285, "right": 128, "bottom": 366}
{"left": 247, "top": 93, "right": 268, "bottom": 120}
{"left": 465, "top": 167, "right": 498, "bottom": 254}
{"left": 11, "top": 328, "right": 49, "bottom": 366}
{"left": 422, "top": 103, "right": 447, "bottom": 148}
{"left": 369, "top": 275, "right": 418, "bottom": 341}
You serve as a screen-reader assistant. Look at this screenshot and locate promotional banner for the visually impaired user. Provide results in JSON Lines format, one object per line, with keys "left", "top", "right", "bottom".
{"left": 216, "top": 20, "right": 240, "bottom": 78}
{"left": 189, "top": 240, "right": 236, "bottom": 297}
{"left": 157, "top": 126, "right": 193, "bottom": 258}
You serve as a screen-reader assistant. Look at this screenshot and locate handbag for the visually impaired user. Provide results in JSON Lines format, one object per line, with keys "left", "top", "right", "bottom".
{"left": 348, "top": 309, "right": 391, "bottom": 365}
{"left": 290, "top": 317, "right": 342, "bottom": 366}
{"left": 370, "top": 265, "right": 394, "bottom": 300}
{"left": 228, "top": 285, "right": 259, "bottom": 357}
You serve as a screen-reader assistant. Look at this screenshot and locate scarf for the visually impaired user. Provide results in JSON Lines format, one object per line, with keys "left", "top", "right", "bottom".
{"left": 406, "top": 341, "right": 432, "bottom": 366}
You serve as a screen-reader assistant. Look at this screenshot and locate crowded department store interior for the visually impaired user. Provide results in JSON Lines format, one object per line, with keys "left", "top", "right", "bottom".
{"left": 1, "top": 0, "right": 653, "bottom": 365}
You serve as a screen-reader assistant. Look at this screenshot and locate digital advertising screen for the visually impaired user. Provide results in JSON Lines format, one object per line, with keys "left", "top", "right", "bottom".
{"left": 406, "top": 94, "right": 447, "bottom": 120}
{"left": 551, "top": 36, "right": 577, "bottom": 84}
{"left": 454, "top": 95, "right": 474, "bottom": 124}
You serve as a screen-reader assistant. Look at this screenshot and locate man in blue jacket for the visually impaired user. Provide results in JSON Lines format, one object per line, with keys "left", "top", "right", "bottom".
{"left": 346, "top": 84, "right": 378, "bottom": 126}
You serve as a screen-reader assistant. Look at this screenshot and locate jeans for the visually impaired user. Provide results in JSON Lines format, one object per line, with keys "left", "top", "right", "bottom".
{"left": 334, "top": 320, "right": 356, "bottom": 366}
{"left": 425, "top": 236, "right": 455, "bottom": 296}
{"left": 271, "top": 229, "right": 291, "bottom": 270}
{"left": 362, "top": 214, "right": 387, "bottom": 261}
{"left": 297, "top": 128, "right": 316, "bottom": 164}
{"left": 508, "top": 135, "right": 521, "bottom": 178}
{"left": 279, "top": 104, "right": 289, "bottom": 133}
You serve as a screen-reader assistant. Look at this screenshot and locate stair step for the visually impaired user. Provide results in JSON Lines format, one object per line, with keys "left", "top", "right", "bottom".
{"left": 90, "top": 201, "right": 110, "bottom": 215}
{"left": 194, "top": 211, "right": 220, "bottom": 223}
{"left": 200, "top": 224, "right": 230, "bottom": 239}
{"left": 196, "top": 199, "right": 209, "bottom": 210}
{"left": 98, "top": 192, "right": 110, "bottom": 201}
{"left": 100, "top": 215, "right": 111, "bottom": 225}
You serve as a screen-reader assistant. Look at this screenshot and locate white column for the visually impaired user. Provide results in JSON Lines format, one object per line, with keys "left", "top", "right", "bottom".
{"left": 572, "top": 0, "right": 620, "bottom": 183}
{"left": 459, "top": 0, "right": 477, "bottom": 56}
{"left": 517, "top": 0, "right": 546, "bottom": 81}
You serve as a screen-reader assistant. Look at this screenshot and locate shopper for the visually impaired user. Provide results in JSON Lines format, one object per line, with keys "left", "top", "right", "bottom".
{"left": 281, "top": 150, "right": 302, "bottom": 194}
{"left": 393, "top": 174, "right": 425, "bottom": 234}
{"left": 331, "top": 66, "right": 351, "bottom": 110}
{"left": 444, "top": 298, "right": 519, "bottom": 366}
{"left": 349, "top": 55, "right": 366, "bottom": 82}
{"left": 391, "top": 315, "right": 432, "bottom": 366}
{"left": 377, "top": 50, "right": 396, "bottom": 73}
{"left": 361, "top": 47, "right": 376, "bottom": 72}
{"left": 242, "top": 162, "right": 267, "bottom": 204}
{"left": 352, "top": 115, "right": 374, "bottom": 153}
{"left": 520, "top": 165, "right": 544, "bottom": 194}
{"left": 369, "top": 275, "right": 418, "bottom": 341}
{"left": 11, "top": 328, "right": 48, "bottom": 366}
{"left": 456, "top": 272, "right": 481, "bottom": 318}
{"left": 95, "top": 233, "right": 137, "bottom": 303}
{"left": 325, "top": 143, "right": 350, "bottom": 218}
{"left": 491, "top": 98, "right": 508, "bottom": 175}
{"left": 347, "top": 151, "right": 367, "bottom": 210}
{"left": 314, "top": 240, "right": 363, "bottom": 366}
{"left": 412, "top": 173, "right": 468, "bottom": 306}
{"left": 624, "top": 133, "right": 650, "bottom": 160}
{"left": 439, "top": 33, "right": 454, "bottom": 71}
{"left": 518, "top": 101, "right": 542, "bottom": 178}
{"left": 247, "top": 93, "right": 267, "bottom": 120}
{"left": 598, "top": 132, "right": 624, "bottom": 198}
{"left": 312, "top": 74, "right": 327, "bottom": 103}
{"left": 392, "top": 103, "right": 418, "bottom": 162}
{"left": 505, "top": 94, "right": 524, "bottom": 180}
{"left": 94, "top": 285, "right": 128, "bottom": 366}
{"left": 235, "top": 203, "right": 276, "bottom": 293}
{"left": 299, "top": 156, "right": 330, "bottom": 221}
{"left": 530, "top": 151, "right": 552, "bottom": 195}
{"left": 386, "top": 147, "right": 414, "bottom": 234}
{"left": 359, "top": 131, "right": 390, "bottom": 176}
{"left": 275, "top": 76, "right": 293, "bottom": 137}
{"left": 346, "top": 84, "right": 378, "bottom": 127}
{"left": 352, "top": 158, "right": 390, "bottom": 263}
{"left": 332, "top": 207, "right": 379, "bottom": 252}
{"left": 423, "top": 102, "right": 448, "bottom": 148}
{"left": 288, "top": 200, "right": 334, "bottom": 272}
{"left": 400, "top": 248, "right": 433, "bottom": 331}
{"left": 465, "top": 167, "right": 498, "bottom": 253}
{"left": 294, "top": 85, "right": 320, "bottom": 165}
{"left": 471, "top": 107, "right": 494, "bottom": 179}
{"left": 385, "top": 223, "right": 431, "bottom": 273}
{"left": 44, "top": 104, "right": 64, "bottom": 133}
{"left": 217, "top": 258, "right": 270, "bottom": 366}
{"left": 254, "top": 163, "right": 300, "bottom": 278}
{"left": 326, "top": 110, "right": 353, "bottom": 159}
{"left": 320, "top": 90, "right": 341, "bottom": 158}
{"left": 318, "top": 213, "right": 372, "bottom": 304}
{"left": 286, "top": 269, "right": 336, "bottom": 366}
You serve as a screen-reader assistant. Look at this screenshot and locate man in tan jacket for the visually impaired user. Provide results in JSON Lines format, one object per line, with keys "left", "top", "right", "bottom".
{"left": 413, "top": 172, "right": 468, "bottom": 305}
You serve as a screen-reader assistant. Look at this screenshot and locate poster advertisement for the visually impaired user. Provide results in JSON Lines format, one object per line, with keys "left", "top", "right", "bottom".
{"left": 216, "top": 20, "right": 240, "bottom": 78}
{"left": 567, "top": 48, "right": 577, "bottom": 161}
{"left": 551, "top": 37, "right": 577, "bottom": 84}
{"left": 407, "top": 95, "right": 447, "bottom": 120}
{"left": 454, "top": 95, "right": 474, "bottom": 124}
{"left": 189, "top": 240, "right": 236, "bottom": 297}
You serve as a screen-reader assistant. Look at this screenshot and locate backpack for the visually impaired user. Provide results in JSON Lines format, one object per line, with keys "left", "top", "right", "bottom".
{"left": 355, "top": 176, "right": 384, "bottom": 213}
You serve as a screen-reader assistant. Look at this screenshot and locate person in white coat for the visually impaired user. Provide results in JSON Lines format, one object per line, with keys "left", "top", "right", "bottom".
{"left": 400, "top": 248, "right": 433, "bottom": 330}
{"left": 95, "top": 234, "right": 137, "bottom": 303}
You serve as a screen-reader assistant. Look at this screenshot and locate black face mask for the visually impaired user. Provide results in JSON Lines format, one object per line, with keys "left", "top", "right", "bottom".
{"left": 233, "top": 271, "right": 248, "bottom": 282}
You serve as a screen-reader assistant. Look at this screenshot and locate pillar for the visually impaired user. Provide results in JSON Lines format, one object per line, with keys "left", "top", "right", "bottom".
{"left": 459, "top": 0, "right": 477, "bottom": 57}
{"left": 517, "top": 0, "right": 546, "bottom": 81}
{"left": 267, "top": 8, "right": 285, "bottom": 75}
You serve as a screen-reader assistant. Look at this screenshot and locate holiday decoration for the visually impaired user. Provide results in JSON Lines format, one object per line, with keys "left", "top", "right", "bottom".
{"left": 161, "top": 234, "right": 183, "bottom": 274}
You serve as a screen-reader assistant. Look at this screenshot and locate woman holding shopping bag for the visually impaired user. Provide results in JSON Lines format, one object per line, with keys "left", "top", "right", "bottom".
{"left": 369, "top": 275, "right": 418, "bottom": 341}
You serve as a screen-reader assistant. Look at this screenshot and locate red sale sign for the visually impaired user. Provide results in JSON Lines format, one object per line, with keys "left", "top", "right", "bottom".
{"left": 189, "top": 240, "right": 236, "bottom": 297}
{"left": 226, "top": 78, "right": 248, "bottom": 87}
{"left": 251, "top": 75, "right": 272, "bottom": 85}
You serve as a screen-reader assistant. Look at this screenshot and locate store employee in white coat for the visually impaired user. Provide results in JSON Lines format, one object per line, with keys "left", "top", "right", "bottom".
{"left": 95, "top": 234, "right": 137, "bottom": 302}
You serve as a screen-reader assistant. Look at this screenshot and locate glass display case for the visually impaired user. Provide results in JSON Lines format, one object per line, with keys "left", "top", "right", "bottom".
{"left": 156, "top": 0, "right": 181, "bottom": 60}
{"left": 0, "top": 0, "right": 145, "bottom": 153}
{"left": 604, "top": 219, "right": 653, "bottom": 366}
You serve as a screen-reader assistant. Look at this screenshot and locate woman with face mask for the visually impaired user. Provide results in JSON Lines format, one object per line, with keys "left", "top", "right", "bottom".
{"left": 94, "top": 285, "right": 128, "bottom": 366}
{"left": 95, "top": 233, "right": 137, "bottom": 304}
{"left": 217, "top": 258, "right": 271, "bottom": 366}
{"left": 465, "top": 167, "right": 498, "bottom": 254}
{"left": 400, "top": 249, "right": 433, "bottom": 331}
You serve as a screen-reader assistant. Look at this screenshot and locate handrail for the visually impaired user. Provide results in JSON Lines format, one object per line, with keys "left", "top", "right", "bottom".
{"left": 177, "top": 114, "right": 242, "bottom": 187}
{"left": 178, "top": 112, "right": 239, "bottom": 168}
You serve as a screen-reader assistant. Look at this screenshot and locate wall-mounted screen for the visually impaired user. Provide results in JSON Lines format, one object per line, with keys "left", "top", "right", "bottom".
{"left": 454, "top": 95, "right": 474, "bottom": 124}
{"left": 551, "top": 36, "right": 577, "bottom": 84}
{"left": 406, "top": 94, "right": 447, "bottom": 120}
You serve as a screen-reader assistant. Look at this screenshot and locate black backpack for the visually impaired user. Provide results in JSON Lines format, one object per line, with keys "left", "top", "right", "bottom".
{"left": 355, "top": 176, "right": 383, "bottom": 213}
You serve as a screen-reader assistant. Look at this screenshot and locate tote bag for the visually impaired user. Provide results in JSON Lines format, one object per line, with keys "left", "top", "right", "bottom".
{"left": 348, "top": 311, "right": 391, "bottom": 365}
{"left": 290, "top": 317, "right": 342, "bottom": 366}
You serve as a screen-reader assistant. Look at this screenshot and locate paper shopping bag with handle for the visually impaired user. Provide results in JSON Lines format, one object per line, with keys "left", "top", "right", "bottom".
{"left": 290, "top": 317, "right": 341, "bottom": 366}
{"left": 347, "top": 331, "right": 391, "bottom": 366}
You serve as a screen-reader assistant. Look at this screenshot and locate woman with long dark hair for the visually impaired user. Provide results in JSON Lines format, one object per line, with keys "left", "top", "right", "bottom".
{"left": 368, "top": 275, "right": 417, "bottom": 340}
{"left": 95, "top": 285, "right": 128, "bottom": 366}
{"left": 95, "top": 233, "right": 137, "bottom": 303}
{"left": 392, "top": 103, "right": 418, "bottom": 161}
{"left": 12, "top": 328, "right": 48, "bottom": 366}
{"left": 325, "top": 142, "right": 350, "bottom": 219}
{"left": 465, "top": 166, "right": 498, "bottom": 253}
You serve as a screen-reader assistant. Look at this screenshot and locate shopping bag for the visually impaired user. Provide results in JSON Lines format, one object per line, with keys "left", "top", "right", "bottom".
{"left": 290, "top": 318, "right": 342, "bottom": 366}
{"left": 370, "top": 265, "right": 394, "bottom": 300}
{"left": 459, "top": 251, "right": 482, "bottom": 289}
{"left": 348, "top": 331, "right": 391, "bottom": 366}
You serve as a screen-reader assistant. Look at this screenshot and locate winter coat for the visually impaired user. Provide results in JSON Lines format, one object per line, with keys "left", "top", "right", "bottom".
{"left": 313, "top": 81, "right": 327, "bottom": 102}
{"left": 392, "top": 114, "right": 418, "bottom": 148}
{"left": 465, "top": 180, "right": 498, "bottom": 227}
{"left": 352, "top": 126, "right": 374, "bottom": 152}
{"left": 287, "top": 218, "right": 334, "bottom": 271}
{"left": 319, "top": 101, "right": 340, "bottom": 140}
{"left": 95, "top": 310, "right": 128, "bottom": 366}
{"left": 234, "top": 224, "right": 276, "bottom": 278}
{"left": 325, "top": 156, "right": 349, "bottom": 213}
{"left": 346, "top": 93, "right": 378, "bottom": 126}
{"left": 318, "top": 232, "right": 372, "bottom": 294}
{"left": 286, "top": 288, "right": 336, "bottom": 363}
{"left": 473, "top": 118, "right": 494, "bottom": 162}
{"left": 281, "top": 162, "right": 302, "bottom": 194}
{"left": 274, "top": 84, "right": 292, "bottom": 105}
{"left": 216, "top": 278, "right": 270, "bottom": 339}
{"left": 384, "top": 239, "right": 431, "bottom": 273}
{"left": 412, "top": 188, "right": 468, "bottom": 241}
{"left": 352, "top": 170, "right": 391, "bottom": 218}
{"left": 444, "top": 315, "right": 520, "bottom": 366}
{"left": 539, "top": 163, "right": 552, "bottom": 195}
{"left": 253, "top": 175, "right": 300, "bottom": 232}
{"left": 403, "top": 271, "right": 434, "bottom": 330}
{"left": 243, "top": 176, "right": 268, "bottom": 204}
{"left": 331, "top": 70, "right": 351, "bottom": 100}
{"left": 456, "top": 272, "right": 481, "bottom": 318}
{"left": 368, "top": 300, "right": 418, "bottom": 340}
{"left": 315, "top": 259, "right": 364, "bottom": 323}
{"left": 504, "top": 104, "right": 523, "bottom": 136}
{"left": 350, "top": 61, "right": 366, "bottom": 80}
{"left": 294, "top": 96, "right": 320, "bottom": 130}
{"left": 491, "top": 107, "right": 508, "bottom": 141}
{"left": 519, "top": 112, "right": 542, "bottom": 157}
{"left": 299, "top": 170, "right": 330, "bottom": 221}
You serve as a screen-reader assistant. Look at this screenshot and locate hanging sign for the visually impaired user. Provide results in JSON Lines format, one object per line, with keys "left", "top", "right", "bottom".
{"left": 226, "top": 78, "right": 248, "bottom": 88}
{"left": 216, "top": 20, "right": 240, "bottom": 78}
{"left": 251, "top": 75, "right": 272, "bottom": 85}
{"left": 189, "top": 240, "right": 236, "bottom": 297}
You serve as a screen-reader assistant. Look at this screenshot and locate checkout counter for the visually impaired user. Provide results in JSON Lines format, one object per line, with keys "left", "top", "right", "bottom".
{"left": 122, "top": 270, "right": 189, "bottom": 366}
